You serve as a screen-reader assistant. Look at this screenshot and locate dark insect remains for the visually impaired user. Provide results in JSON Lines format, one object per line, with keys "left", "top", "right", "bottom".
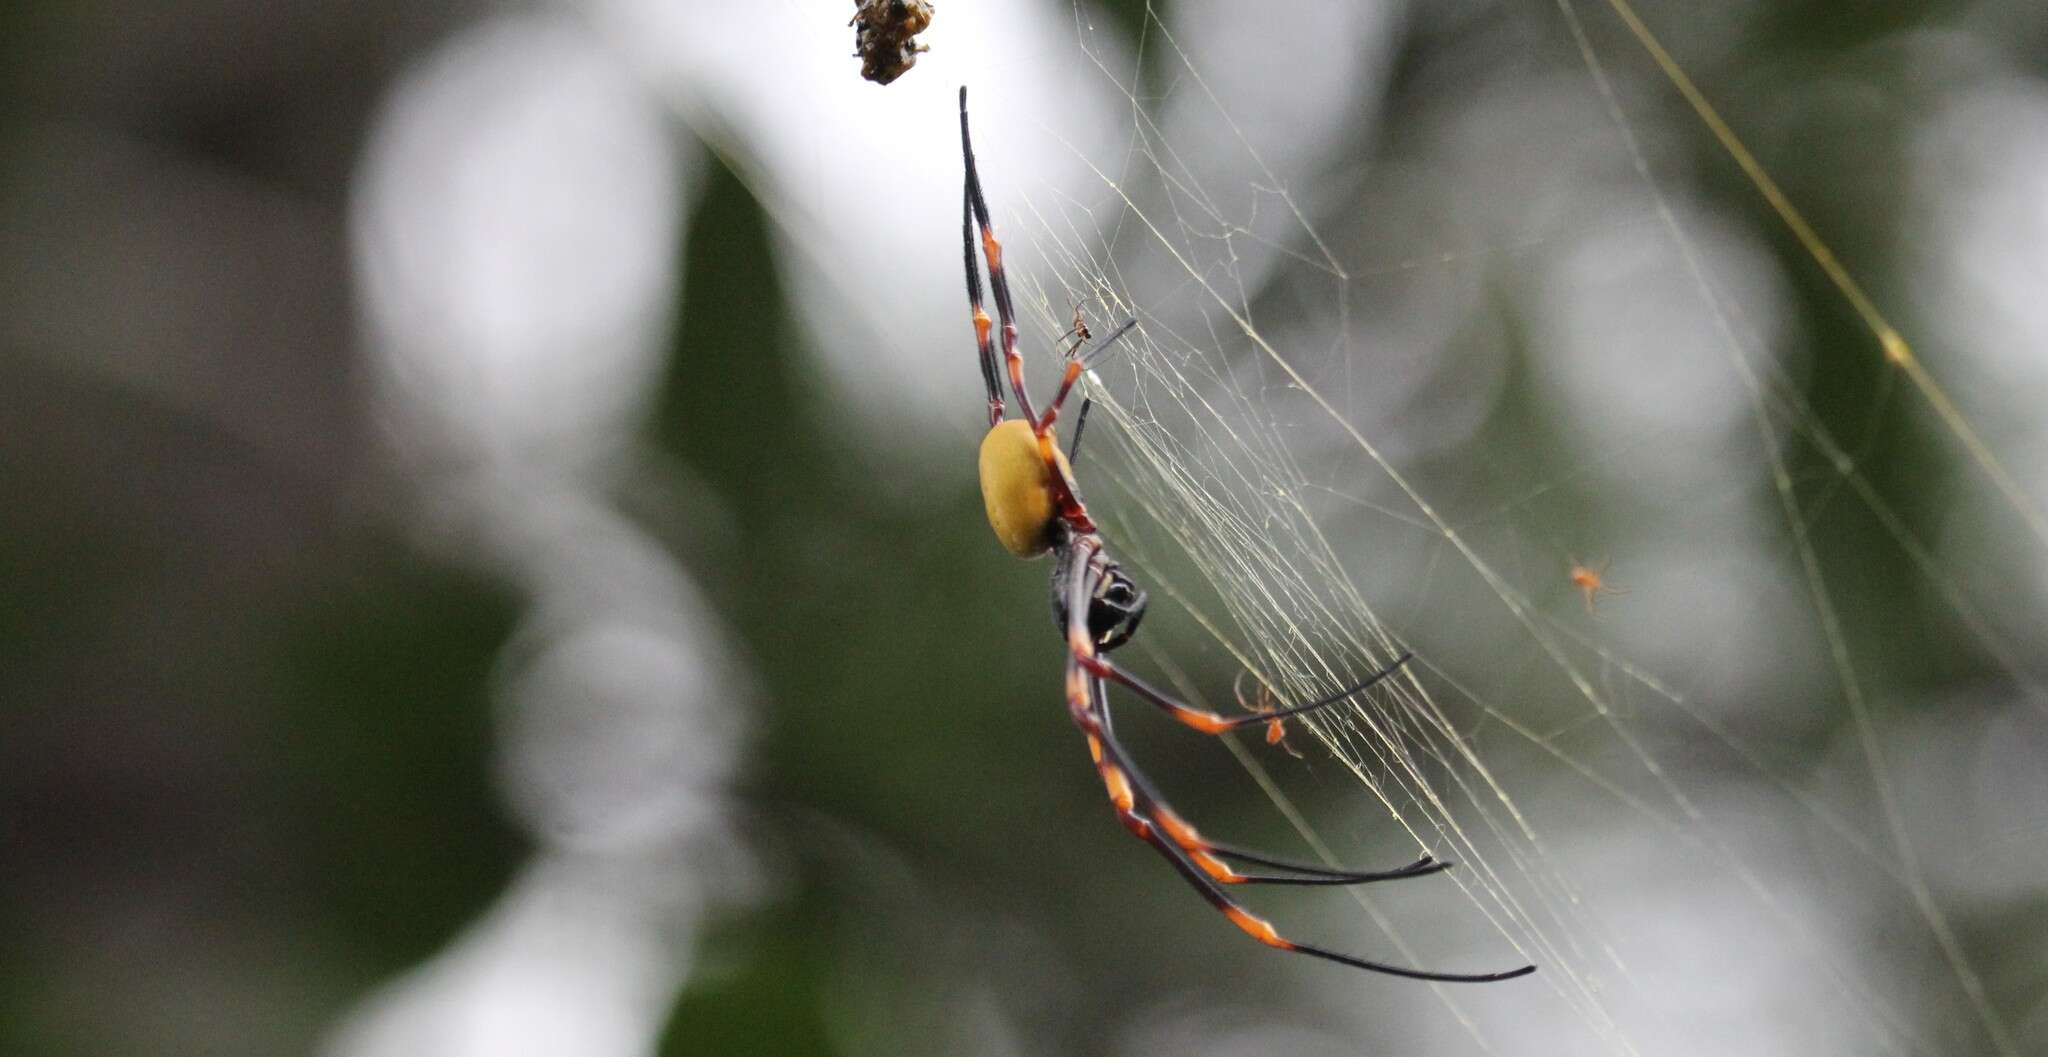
{"left": 851, "top": 0, "right": 934, "bottom": 85}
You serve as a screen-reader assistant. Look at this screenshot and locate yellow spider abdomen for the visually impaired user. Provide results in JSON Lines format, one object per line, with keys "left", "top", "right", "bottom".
{"left": 979, "top": 419, "right": 1070, "bottom": 557}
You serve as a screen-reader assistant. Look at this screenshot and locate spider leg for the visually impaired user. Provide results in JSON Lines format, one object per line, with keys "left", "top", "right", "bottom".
{"left": 1073, "top": 668, "right": 1532, "bottom": 982}
{"left": 1082, "top": 652, "right": 1415, "bottom": 736}
{"left": 1202, "top": 842, "right": 1447, "bottom": 885}
{"left": 1065, "top": 398, "right": 1093, "bottom": 463}
{"left": 963, "top": 177, "right": 1004, "bottom": 427}
{"left": 1092, "top": 675, "right": 1451, "bottom": 886}
{"left": 959, "top": 88, "right": 1038, "bottom": 426}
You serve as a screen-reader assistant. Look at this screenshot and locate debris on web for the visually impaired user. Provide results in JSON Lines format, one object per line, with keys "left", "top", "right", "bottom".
{"left": 850, "top": 0, "right": 933, "bottom": 86}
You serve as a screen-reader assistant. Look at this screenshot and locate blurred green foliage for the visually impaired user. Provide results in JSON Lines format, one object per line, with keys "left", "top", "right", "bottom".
{"left": 268, "top": 557, "right": 525, "bottom": 987}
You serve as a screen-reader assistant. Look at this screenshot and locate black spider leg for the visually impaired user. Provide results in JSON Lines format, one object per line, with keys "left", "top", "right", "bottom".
{"left": 1088, "top": 649, "right": 1418, "bottom": 736}
{"left": 1059, "top": 320, "right": 1134, "bottom": 464}
{"left": 963, "top": 180, "right": 1004, "bottom": 427}
{"left": 1060, "top": 318, "right": 1139, "bottom": 464}
{"left": 1066, "top": 399, "right": 1093, "bottom": 464}
{"left": 1092, "top": 674, "right": 1449, "bottom": 887}
{"left": 959, "top": 87, "right": 1038, "bottom": 425}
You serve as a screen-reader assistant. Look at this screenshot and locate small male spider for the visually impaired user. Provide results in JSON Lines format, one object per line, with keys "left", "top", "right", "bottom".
{"left": 1233, "top": 670, "right": 1306, "bottom": 760}
{"left": 958, "top": 87, "right": 1533, "bottom": 984}
{"left": 1568, "top": 558, "right": 1622, "bottom": 614}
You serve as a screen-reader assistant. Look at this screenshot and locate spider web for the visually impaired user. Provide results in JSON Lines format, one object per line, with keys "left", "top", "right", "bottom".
{"left": 993, "top": 2, "right": 2048, "bottom": 1054}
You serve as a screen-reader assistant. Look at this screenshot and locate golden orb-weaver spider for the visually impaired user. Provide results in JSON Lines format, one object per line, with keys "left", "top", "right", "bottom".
{"left": 959, "top": 88, "right": 1533, "bottom": 984}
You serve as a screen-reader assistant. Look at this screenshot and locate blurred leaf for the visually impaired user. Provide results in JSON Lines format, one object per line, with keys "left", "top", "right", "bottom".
{"left": 657, "top": 904, "right": 842, "bottom": 1057}
{"left": 650, "top": 149, "right": 817, "bottom": 507}
{"left": 267, "top": 549, "right": 526, "bottom": 987}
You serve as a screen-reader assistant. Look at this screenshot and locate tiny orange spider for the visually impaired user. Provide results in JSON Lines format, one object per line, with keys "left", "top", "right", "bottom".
{"left": 1233, "top": 669, "right": 1306, "bottom": 760}
{"left": 1568, "top": 558, "right": 1622, "bottom": 614}
{"left": 1056, "top": 296, "right": 1097, "bottom": 355}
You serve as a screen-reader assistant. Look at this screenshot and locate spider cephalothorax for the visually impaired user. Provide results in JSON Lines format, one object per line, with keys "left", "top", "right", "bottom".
{"left": 1049, "top": 537, "right": 1147, "bottom": 652}
{"left": 956, "top": 86, "right": 1532, "bottom": 985}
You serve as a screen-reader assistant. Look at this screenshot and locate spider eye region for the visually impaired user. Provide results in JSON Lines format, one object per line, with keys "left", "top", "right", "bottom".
{"left": 979, "top": 419, "right": 1070, "bottom": 557}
